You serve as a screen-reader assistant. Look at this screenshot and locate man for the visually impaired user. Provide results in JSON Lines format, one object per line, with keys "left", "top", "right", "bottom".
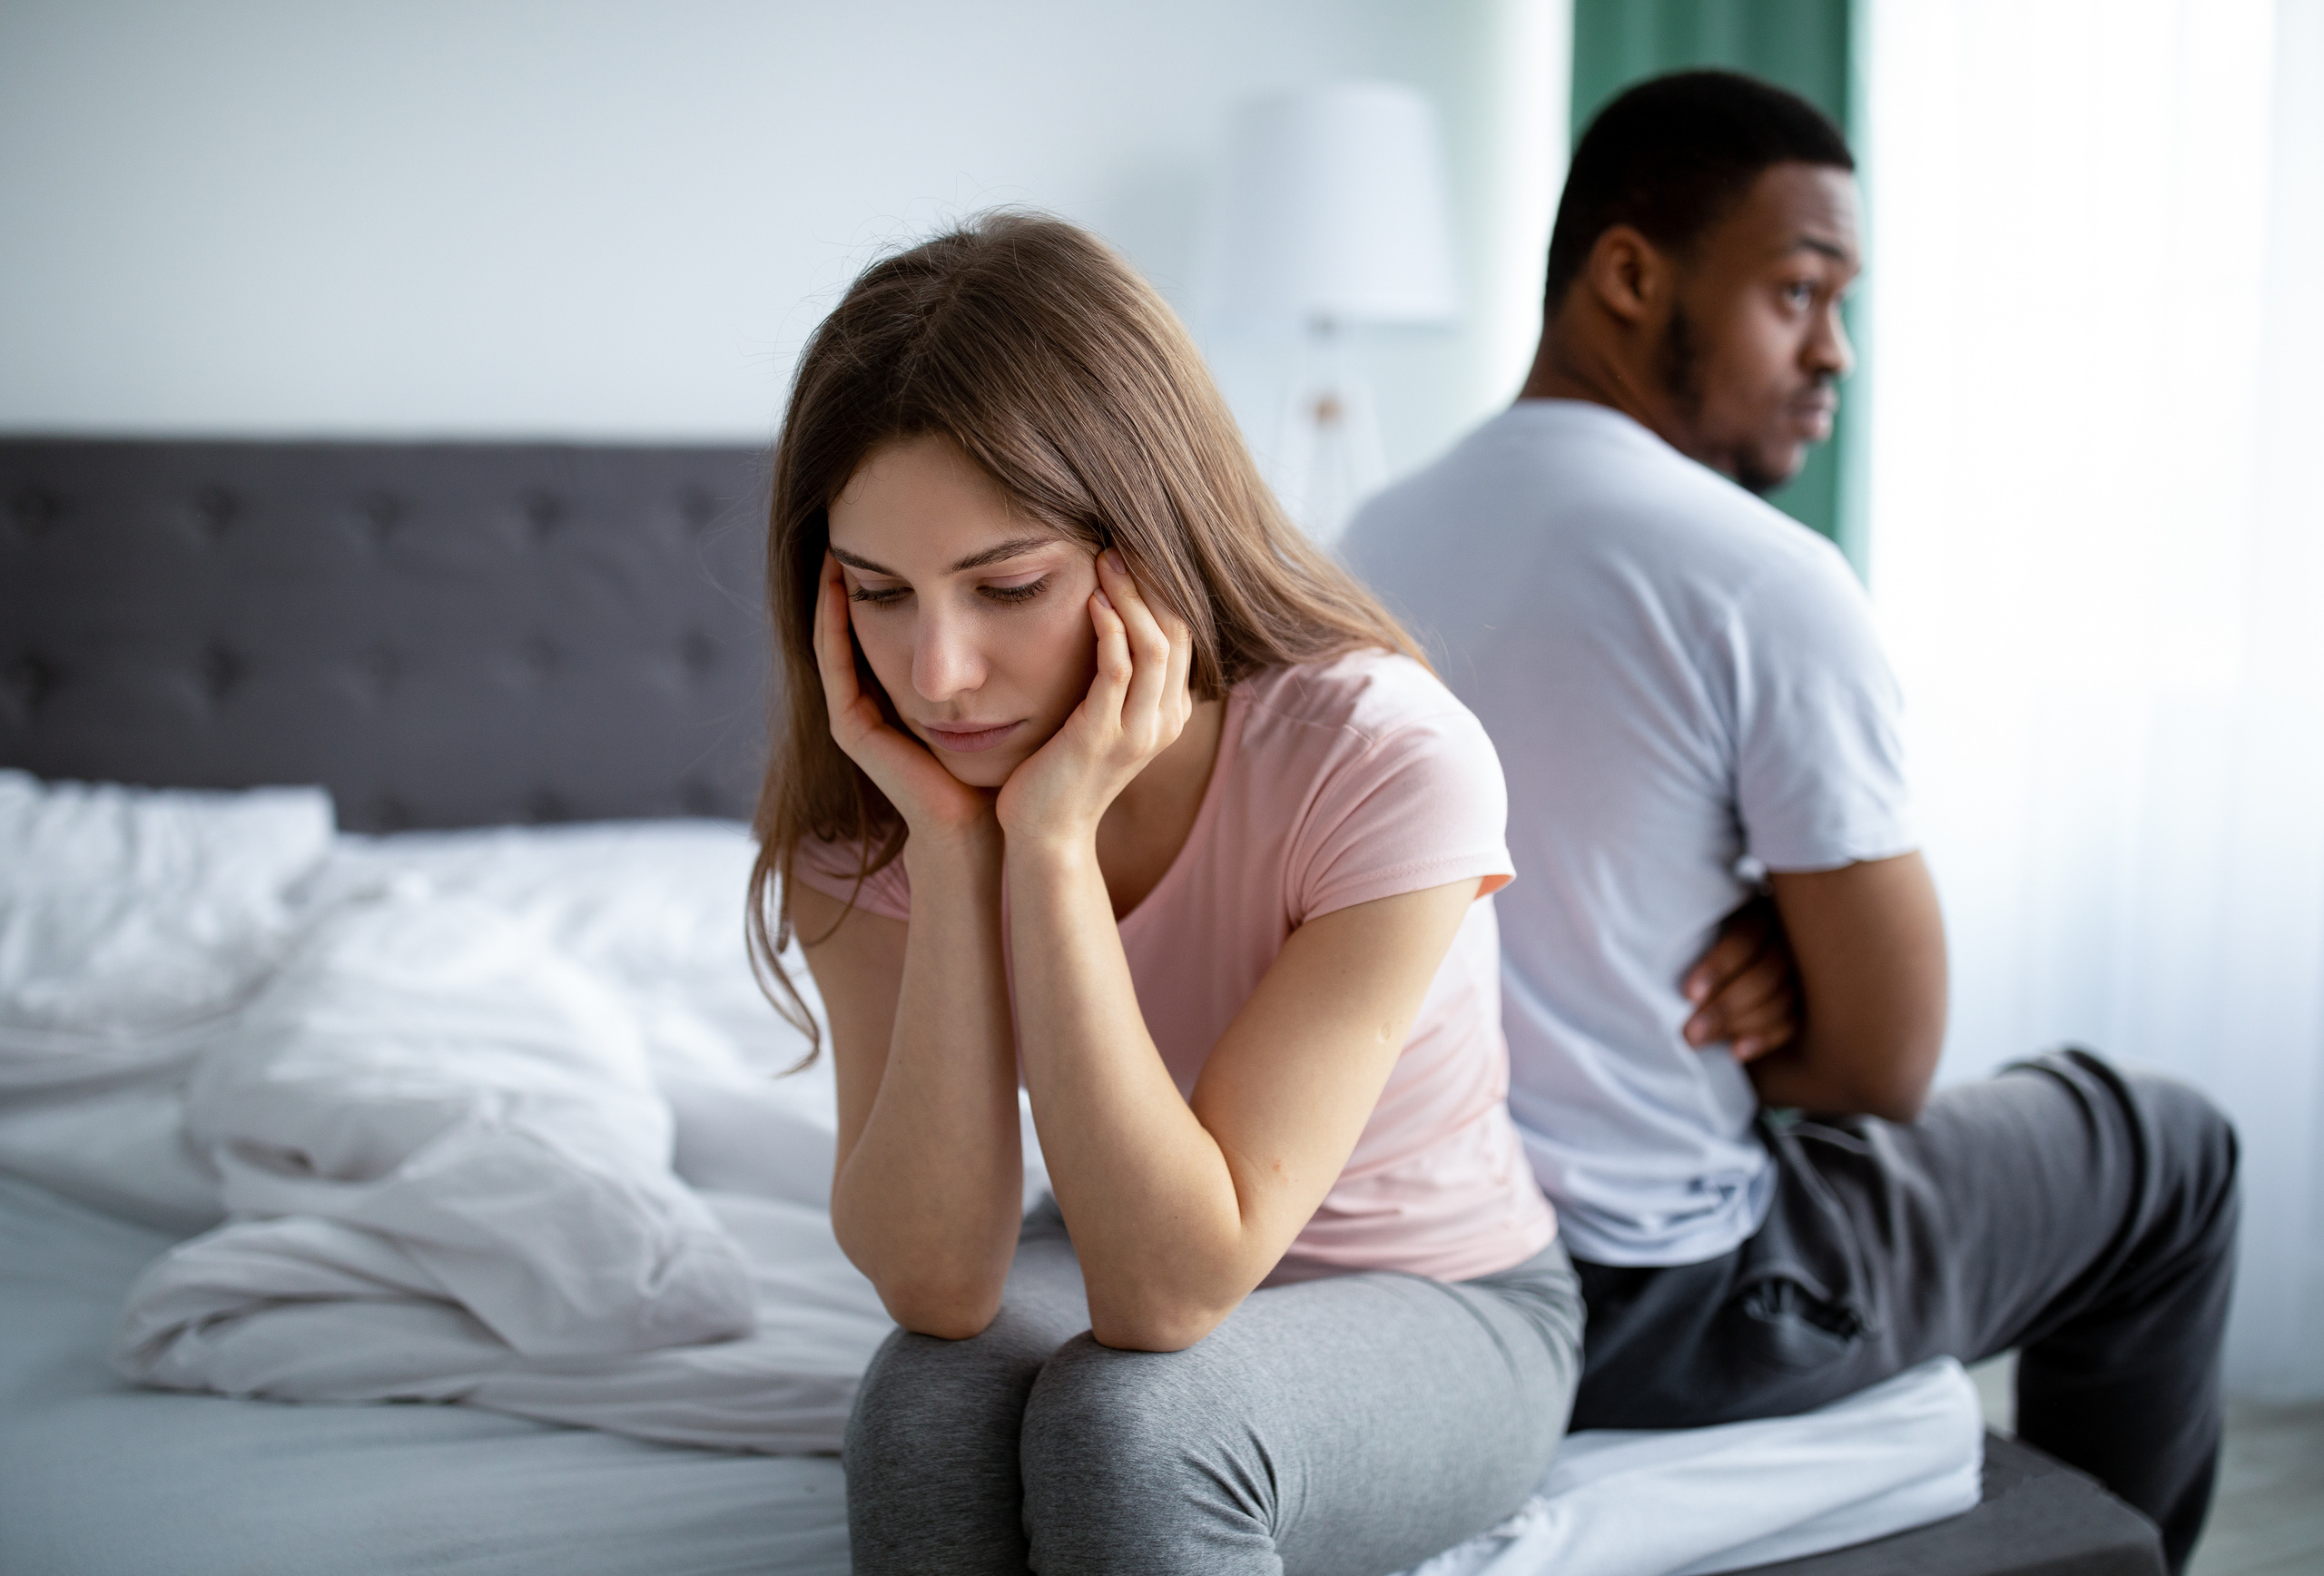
{"left": 1343, "top": 71, "right": 2237, "bottom": 1572}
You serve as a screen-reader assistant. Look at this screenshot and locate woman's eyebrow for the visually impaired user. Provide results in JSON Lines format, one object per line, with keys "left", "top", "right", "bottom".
{"left": 948, "top": 535, "right": 1063, "bottom": 574}
{"left": 829, "top": 535, "right": 1060, "bottom": 578}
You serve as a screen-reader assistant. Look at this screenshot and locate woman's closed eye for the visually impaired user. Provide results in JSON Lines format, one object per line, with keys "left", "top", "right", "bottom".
{"left": 979, "top": 573, "right": 1049, "bottom": 606}
{"left": 847, "top": 573, "right": 1049, "bottom": 608}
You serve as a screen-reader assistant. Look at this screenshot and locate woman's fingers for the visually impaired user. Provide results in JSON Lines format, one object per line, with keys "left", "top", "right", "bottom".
{"left": 812, "top": 555, "right": 873, "bottom": 735}
{"left": 1096, "top": 549, "right": 1178, "bottom": 744}
{"left": 812, "top": 556, "right": 855, "bottom": 707}
{"left": 1086, "top": 573, "right": 1135, "bottom": 722}
{"left": 1155, "top": 576, "right": 1196, "bottom": 726}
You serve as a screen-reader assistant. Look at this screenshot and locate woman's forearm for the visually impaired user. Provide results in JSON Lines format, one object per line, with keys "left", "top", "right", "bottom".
{"left": 1005, "top": 837, "right": 1257, "bottom": 1350}
{"left": 831, "top": 827, "right": 1024, "bottom": 1336}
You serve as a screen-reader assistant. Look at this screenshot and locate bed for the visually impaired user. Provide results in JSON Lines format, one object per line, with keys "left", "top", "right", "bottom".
{"left": 0, "top": 438, "right": 2163, "bottom": 1576}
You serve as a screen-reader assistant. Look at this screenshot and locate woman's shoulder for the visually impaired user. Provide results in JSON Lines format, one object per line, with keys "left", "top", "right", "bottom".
{"left": 790, "top": 832, "right": 912, "bottom": 921}
{"left": 1235, "top": 652, "right": 1513, "bottom": 916}
{"left": 1235, "top": 648, "right": 1485, "bottom": 755}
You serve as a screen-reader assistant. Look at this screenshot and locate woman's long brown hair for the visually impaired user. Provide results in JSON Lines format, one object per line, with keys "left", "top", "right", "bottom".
{"left": 746, "top": 211, "right": 1424, "bottom": 1058}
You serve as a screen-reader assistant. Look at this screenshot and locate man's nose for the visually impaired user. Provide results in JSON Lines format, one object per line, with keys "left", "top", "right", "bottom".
{"left": 1810, "top": 302, "right": 1855, "bottom": 380}
{"left": 911, "top": 608, "right": 985, "bottom": 702}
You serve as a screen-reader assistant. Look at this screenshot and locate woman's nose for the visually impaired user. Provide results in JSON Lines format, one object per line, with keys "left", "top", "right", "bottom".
{"left": 911, "top": 610, "right": 985, "bottom": 703}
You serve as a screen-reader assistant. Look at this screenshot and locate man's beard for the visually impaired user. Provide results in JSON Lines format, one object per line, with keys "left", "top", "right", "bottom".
{"left": 1653, "top": 304, "right": 1792, "bottom": 497}
{"left": 1729, "top": 450, "right": 1792, "bottom": 497}
{"left": 1655, "top": 301, "right": 1705, "bottom": 425}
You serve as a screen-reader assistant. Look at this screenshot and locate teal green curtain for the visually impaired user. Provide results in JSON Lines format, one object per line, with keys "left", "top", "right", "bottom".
{"left": 1569, "top": 0, "right": 1865, "bottom": 574}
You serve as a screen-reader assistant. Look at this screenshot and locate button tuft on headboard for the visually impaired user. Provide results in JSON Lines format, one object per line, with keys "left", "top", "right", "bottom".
{"left": 678, "top": 776, "right": 723, "bottom": 817}
{"left": 200, "top": 643, "right": 248, "bottom": 702}
{"left": 679, "top": 630, "right": 721, "bottom": 677}
{"left": 676, "top": 487, "right": 718, "bottom": 534}
{"left": 8, "top": 487, "right": 64, "bottom": 542}
{"left": 375, "top": 794, "right": 416, "bottom": 832}
{"left": 353, "top": 645, "right": 403, "bottom": 699}
{"left": 353, "top": 490, "right": 405, "bottom": 546}
{"left": 2, "top": 652, "right": 62, "bottom": 720}
{"left": 519, "top": 635, "right": 558, "bottom": 684}
{"left": 524, "top": 788, "right": 571, "bottom": 824}
{"left": 190, "top": 487, "right": 238, "bottom": 543}
{"left": 520, "top": 490, "right": 568, "bottom": 541}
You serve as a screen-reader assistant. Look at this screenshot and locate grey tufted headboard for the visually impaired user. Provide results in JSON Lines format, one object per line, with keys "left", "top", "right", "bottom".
{"left": 0, "top": 438, "right": 775, "bottom": 832}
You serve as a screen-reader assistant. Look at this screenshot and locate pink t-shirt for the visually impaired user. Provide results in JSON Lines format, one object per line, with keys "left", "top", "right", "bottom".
{"left": 795, "top": 650, "right": 1558, "bottom": 1282}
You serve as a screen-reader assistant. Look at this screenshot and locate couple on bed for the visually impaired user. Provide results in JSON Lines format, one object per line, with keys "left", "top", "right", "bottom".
{"left": 749, "top": 74, "right": 2236, "bottom": 1576}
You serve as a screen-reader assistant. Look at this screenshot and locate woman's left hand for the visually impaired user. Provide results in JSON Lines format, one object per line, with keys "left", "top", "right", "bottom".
{"left": 996, "top": 549, "right": 1194, "bottom": 846}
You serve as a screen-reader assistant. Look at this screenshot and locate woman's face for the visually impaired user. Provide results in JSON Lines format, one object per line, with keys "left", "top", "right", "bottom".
{"left": 826, "top": 435, "right": 1100, "bottom": 789}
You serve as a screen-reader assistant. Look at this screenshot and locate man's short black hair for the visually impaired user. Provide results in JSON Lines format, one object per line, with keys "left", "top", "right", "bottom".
{"left": 1545, "top": 71, "right": 1854, "bottom": 308}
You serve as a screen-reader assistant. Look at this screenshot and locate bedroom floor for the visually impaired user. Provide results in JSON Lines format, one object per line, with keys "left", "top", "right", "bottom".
{"left": 1967, "top": 1356, "right": 2324, "bottom": 1576}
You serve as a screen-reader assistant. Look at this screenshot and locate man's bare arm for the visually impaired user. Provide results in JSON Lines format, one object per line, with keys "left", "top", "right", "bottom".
{"left": 1741, "top": 852, "right": 1947, "bottom": 1123}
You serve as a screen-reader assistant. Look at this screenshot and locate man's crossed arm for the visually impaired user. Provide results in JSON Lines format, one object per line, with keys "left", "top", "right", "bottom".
{"left": 1681, "top": 852, "right": 1947, "bottom": 1124}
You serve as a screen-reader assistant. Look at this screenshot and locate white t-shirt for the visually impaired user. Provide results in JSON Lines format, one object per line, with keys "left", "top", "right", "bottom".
{"left": 1342, "top": 400, "right": 1915, "bottom": 1266}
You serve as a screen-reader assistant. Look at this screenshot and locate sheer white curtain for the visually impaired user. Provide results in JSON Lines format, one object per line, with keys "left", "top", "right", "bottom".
{"left": 1860, "top": 0, "right": 2324, "bottom": 1398}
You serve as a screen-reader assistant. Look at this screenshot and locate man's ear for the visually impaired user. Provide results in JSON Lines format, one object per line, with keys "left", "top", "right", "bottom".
{"left": 1582, "top": 224, "right": 1672, "bottom": 326}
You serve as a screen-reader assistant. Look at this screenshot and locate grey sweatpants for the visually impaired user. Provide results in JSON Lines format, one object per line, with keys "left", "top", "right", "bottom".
{"left": 1570, "top": 1050, "right": 2240, "bottom": 1574}
{"left": 843, "top": 1206, "right": 1583, "bottom": 1576}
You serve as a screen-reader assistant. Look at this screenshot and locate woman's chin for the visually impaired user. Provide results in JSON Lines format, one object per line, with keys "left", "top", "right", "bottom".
{"left": 931, "top": 744, "right": 1030, "bottom": 791}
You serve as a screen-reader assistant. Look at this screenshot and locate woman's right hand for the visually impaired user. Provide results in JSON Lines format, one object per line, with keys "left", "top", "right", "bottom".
{"left": 814, "top": 552, "right": 996, "bottom": 840}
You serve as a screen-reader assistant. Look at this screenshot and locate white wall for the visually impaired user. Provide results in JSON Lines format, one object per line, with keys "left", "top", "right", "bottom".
{"left": 0, "top": 0, "right": 1569, "bottom": 485}
{"left": 1862, "top": 0, "right": 2324, "bottom": 1400}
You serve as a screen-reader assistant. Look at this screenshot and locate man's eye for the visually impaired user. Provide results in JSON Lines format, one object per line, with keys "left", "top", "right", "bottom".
{"left": 1781, "top": 281, "right": 1817, "bottom": 309}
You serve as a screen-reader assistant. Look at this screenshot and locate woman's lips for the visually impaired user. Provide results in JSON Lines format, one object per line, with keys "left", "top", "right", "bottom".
{"left": 921, "top": 720, "right": 1023, "bottom": 754}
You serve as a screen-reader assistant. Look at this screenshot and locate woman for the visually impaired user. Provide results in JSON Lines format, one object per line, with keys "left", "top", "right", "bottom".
{"left": 748, "top": 212, "right": 1579, "bottom": 1576}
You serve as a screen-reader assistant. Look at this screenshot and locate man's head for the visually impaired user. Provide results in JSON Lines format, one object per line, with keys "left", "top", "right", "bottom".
{"left": 1532, "top": 72, "right": 1859, "bottom": 494}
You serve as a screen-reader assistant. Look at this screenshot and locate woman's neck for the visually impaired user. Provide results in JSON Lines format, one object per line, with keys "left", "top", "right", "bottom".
{"left": 1094, "top": 696, "right": 1226, "bottom": 920}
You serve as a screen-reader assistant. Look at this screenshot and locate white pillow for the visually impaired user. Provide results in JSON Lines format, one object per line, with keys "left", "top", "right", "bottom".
{"left": 0, "top": 772, "right": 336, "bottom": 1089}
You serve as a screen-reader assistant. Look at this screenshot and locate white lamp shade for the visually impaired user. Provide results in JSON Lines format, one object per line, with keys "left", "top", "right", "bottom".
{"left": 1212, "top": 82, "right": 1462, "bottom": 330}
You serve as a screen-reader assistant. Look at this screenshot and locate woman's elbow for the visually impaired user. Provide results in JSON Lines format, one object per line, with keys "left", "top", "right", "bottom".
{"left": 1088, "top": 1297, "right": 1231, "bottom": 1354}
{"left": 879, "top": 1277, "right": 1005, "bottom": 1341}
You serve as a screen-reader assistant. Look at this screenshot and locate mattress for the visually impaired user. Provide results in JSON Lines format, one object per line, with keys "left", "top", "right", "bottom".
{"left": 0, "top": 780, "right": 1985, "bottom": 1575}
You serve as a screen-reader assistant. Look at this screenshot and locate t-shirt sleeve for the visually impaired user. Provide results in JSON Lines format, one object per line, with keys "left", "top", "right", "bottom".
{"left": 1727, "top": 545, "right": 1915, "bottom": 872}
{"left": 789, "top": 835, "right": 913, "bottom": 922}
{"left": 1291, "top": 704, "right": 1516, "bottom": 923}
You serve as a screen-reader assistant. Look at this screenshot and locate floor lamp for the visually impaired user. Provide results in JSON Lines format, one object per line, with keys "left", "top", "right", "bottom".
{"left": 1211, "top": 82, "right": 1461, "bottom": 545}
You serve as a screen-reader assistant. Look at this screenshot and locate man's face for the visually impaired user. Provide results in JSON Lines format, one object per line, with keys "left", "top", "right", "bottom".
{"left": 1658, "top": 163, "right": 1860, "bottom": 495}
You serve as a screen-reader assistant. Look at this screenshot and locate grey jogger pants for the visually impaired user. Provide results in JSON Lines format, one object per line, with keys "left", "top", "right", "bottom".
{"left": 1570, "top": 1049, "right": 2240, "bottom": 1575}
{"left": 842, "top": 1205, "right": 1583, "bottom": 1576}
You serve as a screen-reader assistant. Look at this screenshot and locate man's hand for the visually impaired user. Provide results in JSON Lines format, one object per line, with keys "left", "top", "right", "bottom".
{"left": 1750, "top": 852, "right": 1948, "bottom": 1123}
{"left": 1681, "top": 893, "right": 1800, "bottom": 1064}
